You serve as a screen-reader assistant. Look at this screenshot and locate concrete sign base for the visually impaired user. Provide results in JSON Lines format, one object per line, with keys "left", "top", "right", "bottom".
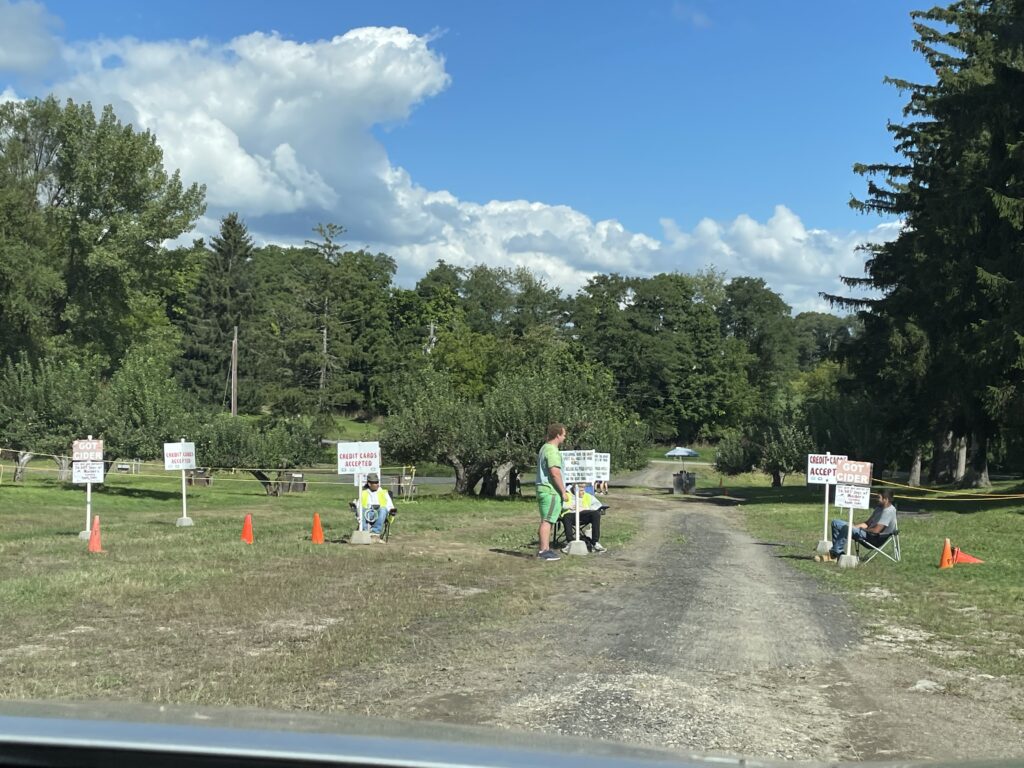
{"left": 350, "top": 529, "right": 372, "bottom": 545}
{"left": 815, "top": 540, "right": 830, "bottom": 555}
{"left": 564, "top": 540, "right": 589, "bottom": 556}
{"left": 176, "top": 517, "right": 194, "bottom": 527}
{"left": 838, "top": 553, "right": 860, "bottom": 569}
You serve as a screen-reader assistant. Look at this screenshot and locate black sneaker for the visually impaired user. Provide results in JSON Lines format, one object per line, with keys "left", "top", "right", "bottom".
{"left": 537, "top": 549, "right": 561, "bottom": 561}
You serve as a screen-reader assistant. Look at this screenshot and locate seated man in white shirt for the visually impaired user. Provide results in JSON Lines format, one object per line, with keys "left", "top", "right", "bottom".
{"left": 351, "top": 472, "right": 396, "bottom": 539}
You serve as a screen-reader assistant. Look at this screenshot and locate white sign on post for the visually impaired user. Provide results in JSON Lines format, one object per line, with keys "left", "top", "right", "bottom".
{"left": 337, "top": 441, "right": 381, "bottom": 477}
{"left": 561, "top": 450, "right": 596, "bottom": 485}
{"left": 72, "top": 460, "right": 105, "bottom": 484}
{"left": 73, "top": 436, "right": 103, "bottom": 541}
{"left": 165, "top": 440, "right": 197, "bottom": 527}
{"left": 835, "top": 459, "right": 873, "bottom": 569}
{"left": 835, "top": 483, "right": 872, "bottom": 509}
{"left": 593, "top": 453, "right": 611, "bottom": 482}
{"left": 806, "top": 453, "right": 847, "bottom": 485}
{"left": 163, "top": 442, "right": 197, "bottom": 471}
{"left": 809, "top": 452, "right": 847, "bottom": 556}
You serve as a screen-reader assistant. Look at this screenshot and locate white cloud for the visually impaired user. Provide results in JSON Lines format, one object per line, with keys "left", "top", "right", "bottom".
{"left": 659, "top": 206, "right": 900, "bottom": 312}
{"left": 17, "top": 23, "right": 897, "bottom": 315}
{"left": 0, "top": 0, "right": 62, "bottom": 75}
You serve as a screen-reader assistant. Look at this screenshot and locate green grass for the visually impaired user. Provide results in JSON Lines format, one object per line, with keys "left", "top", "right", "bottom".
{"left": 728, "top": 472, "right": 1024, "bottom": 679}
{"left": 0, "top": 465, "right": 638, "bottom": 710}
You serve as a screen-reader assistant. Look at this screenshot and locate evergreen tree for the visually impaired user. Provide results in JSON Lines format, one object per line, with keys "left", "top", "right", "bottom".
{"left": 177, "top": 212, "right": 255, "bottom": 407}
{"left": 835, "top": 0, "right": 1024, "bottom": 484}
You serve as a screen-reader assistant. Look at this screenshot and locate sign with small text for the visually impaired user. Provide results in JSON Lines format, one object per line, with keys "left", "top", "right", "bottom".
{"left": 561, "top": 450, "right": 596, "bottom": 484}
{"left": 835, "top": 483, "right": 872, "bottom": 510}
{"left": 593, "top": 452, "right": 611, "bottom": 482}
{"left": 72, "top": 460, "right": 105, "bottom": 485}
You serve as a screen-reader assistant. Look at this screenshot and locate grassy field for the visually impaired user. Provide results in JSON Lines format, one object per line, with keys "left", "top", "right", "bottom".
{"left": 2, "top": 454, "right": 1021, "bottom": 709}
{"left": 720, "top": 471, "right": 1024, "bottom": 679}
{"left": 0, "top": 464, "right": 638, "bottom": 709}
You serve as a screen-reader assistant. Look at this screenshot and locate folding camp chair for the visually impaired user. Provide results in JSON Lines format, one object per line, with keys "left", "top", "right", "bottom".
{"left": 551, "top": 504, "right": 609, "bottom": 550}
{"left": 855, "top": 527, "right": 901, "bottom": 563}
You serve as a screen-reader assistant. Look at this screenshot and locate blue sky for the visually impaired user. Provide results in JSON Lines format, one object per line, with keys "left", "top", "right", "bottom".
{"left": 1, "top": 0, "right": 931, "bottom": 311}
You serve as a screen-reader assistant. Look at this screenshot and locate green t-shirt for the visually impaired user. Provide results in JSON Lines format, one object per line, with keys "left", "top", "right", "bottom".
{"left": 536, "top": 442, "right": 562, "bottom": 491}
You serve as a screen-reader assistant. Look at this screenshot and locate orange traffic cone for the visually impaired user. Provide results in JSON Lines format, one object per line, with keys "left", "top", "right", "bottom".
{"left": 241, "top": 514, "right": 254, "bottom": 544}
{"left": 311, "top": 513, "right": 324, "bottom": 544}
{"left": 88, "top": 515, "right": 104, "bottom": 554}
{"left": 952, "top": 547, "right": 984, "bottom": 564}
{"left": 938, "top": 538, "right": 954, "bottom": 569}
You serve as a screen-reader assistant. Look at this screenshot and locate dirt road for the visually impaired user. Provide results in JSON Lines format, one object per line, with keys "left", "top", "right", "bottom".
{"left": 393, "top": 490, "right": 1024, "bottom": 762}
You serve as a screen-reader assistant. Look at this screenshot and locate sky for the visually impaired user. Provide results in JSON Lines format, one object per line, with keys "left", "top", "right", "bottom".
{"left": 0, "top": 0, "right": 934, "bottom": 312}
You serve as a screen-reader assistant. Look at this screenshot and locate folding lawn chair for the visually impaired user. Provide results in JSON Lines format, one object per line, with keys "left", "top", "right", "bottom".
{"left": 855, "top": 527, "right": 901, "bottom": 564}
{"left": 551, "top": 502, "right": 610, "bottom": 550}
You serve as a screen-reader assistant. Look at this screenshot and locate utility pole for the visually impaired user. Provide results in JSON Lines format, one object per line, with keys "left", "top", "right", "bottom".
{"left": 231, "top": 326, "right": 238, "bottom": 417}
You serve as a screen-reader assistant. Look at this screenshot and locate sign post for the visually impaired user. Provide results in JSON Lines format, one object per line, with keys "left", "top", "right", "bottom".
{"left": 164, "top": 439, "right": 197, "bottom": 527}
{"left": 806, "top": 452, "right": 846, "bottom": 555}
{"left": 833, "top": 459, "right": 873, "bottom": 569}
{"left": 560, "top": 450, "right": 595, "bottom": 556}
{"left": 73, "top": 437, "right": 104, "bottom": 540}
{"left": 337, "top": 441, "right": 381, "bottom": 545}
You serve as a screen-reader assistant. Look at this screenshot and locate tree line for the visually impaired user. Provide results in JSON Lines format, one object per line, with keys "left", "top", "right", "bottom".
{"left": 3, "top": 1, "right": 1020, "bottom": 492}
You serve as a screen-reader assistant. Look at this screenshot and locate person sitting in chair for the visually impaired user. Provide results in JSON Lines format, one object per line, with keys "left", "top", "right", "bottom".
{"left": 350, "top": 472, "right": 396, "bottom": 539}
{"left": 561, "top": 483, "right": 609, "bottom": 553}
{"left": 816, "top": 488, "right": 897, "bottom": 562}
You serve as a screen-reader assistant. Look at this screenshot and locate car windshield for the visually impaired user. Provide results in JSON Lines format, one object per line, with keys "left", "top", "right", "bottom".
{"left": 1, "top": 1, "right": 1023, "bottom": 765}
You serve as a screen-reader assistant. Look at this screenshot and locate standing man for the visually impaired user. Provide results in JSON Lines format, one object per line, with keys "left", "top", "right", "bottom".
{"left": 536, "top": 423, "right": 569, "bottom": 561}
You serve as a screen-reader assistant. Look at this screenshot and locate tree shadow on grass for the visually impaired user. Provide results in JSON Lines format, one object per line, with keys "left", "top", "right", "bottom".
{"left": 94, "top": 486, "right": 179, "bottom": 502}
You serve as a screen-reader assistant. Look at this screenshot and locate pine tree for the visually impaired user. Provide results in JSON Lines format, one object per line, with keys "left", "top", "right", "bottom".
{"left": 177, "top": 212, "right": 255, "bottom": 407}
{"left": 834, "top": 1, "right": 1024, "bottom": 484}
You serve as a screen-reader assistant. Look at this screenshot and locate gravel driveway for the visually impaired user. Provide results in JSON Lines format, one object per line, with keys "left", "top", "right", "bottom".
{"left": 404, "top": 491, "right": 1024, "bottom": 762}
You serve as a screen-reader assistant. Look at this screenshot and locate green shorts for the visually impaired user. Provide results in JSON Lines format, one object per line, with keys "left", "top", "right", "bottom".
{"left": 536, "top": 486, "right": 562, "bottom": 524}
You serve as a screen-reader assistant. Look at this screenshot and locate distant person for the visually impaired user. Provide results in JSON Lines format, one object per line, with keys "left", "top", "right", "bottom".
{"left": 352, "top": 472, "right": 396, "bottom": 540}
{"left": 815, "top": 488, "right": 897, "bottom": 562}
{"left": 535, "top": 423, "right": 569, "bottom": 561}
{"left": 561, "top": 483, "right": 608, "bottom": 553}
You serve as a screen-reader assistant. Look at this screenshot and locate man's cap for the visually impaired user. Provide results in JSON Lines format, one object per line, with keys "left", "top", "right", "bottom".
{"left": 367, "top": 472, "right": 380, "bottom": 482}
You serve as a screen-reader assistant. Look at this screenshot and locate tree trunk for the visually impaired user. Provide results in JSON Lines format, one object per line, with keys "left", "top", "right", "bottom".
{"left": 953, "top": 435, "right": 967, "bottom": 484}
{"left": 930, "top": 430, "right": 952, "bottom": 483}
{"left": 479, "top": 468, "right": 498, "bottom": 497}
{"left": 908, "top": 447, "right": 922, "bottom": 487}
{"left": 770, "top": 469, "right": 782, "bottom": 488}
{"left": 55, "top": 455, "right": 72, "bottom": 482}
{"left": 964, "top": 432, "right": 992, "bottom": 488}
{"left": 493, "top": 461, "right": 515, "bottom": 497}
{"left": 249, "top": 469, "right": 280, "bottom": 496}
{"left": 14, "top": 451, "right": 33, "bottom": 482}
{"left": 448, "top": 455, "right": 469, "bottom": 494}
{"left": 464, "top": 465, "right": 488, "bottom": 496}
